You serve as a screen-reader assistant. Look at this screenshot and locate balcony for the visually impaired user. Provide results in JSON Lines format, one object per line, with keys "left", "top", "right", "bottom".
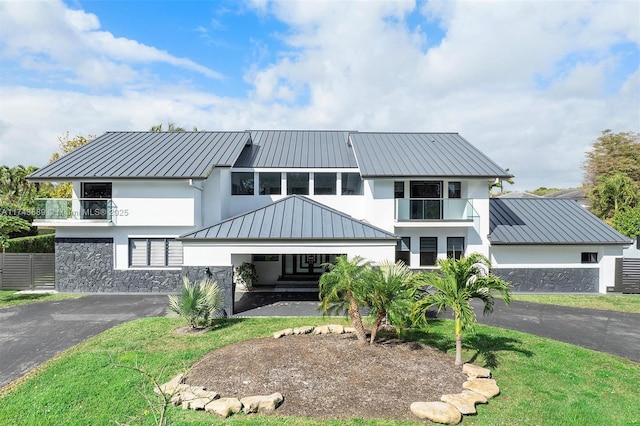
{"left": 395, "top": 198, "right": 479, "bottom": 225}
{"left": 33, "top": 198, "right": 116, "bottom": 226}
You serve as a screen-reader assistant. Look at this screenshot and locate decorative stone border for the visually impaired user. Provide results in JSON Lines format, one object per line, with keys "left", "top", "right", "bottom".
{"left": 157, "top": 325, "right": 500, "bottom": 423}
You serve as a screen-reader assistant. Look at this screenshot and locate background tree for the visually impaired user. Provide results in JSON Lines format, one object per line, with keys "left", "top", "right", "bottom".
{"left": 583, "top": 130, "right": 640, "bottom": 189}
{"left": 318, "top": 255, "right": 369, "bottom": 344}
{"left": 150, "top": 123, "right": 201, "bottom": 132}
{"left": 48, "top": 132, "right": 95, "bottom": 198}
{"left": 0, "top": 165, "right": 47, "bottom": 207}
{"left": 410, "top": 253, "right": 512, "bottom": 365}
{"left": 0, "top": 215, "right": 31, "bottom": 253}
{"left": 589, "top": 173, "right": 640, "bottom": 220}
{"left": 489, "top": 168, "right": 515, "bottom": 196}
{"left": 611, "top": 206, "right": 640, "bottom": 241}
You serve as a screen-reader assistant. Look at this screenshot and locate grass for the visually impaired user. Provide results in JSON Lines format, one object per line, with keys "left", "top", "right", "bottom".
{"left": 511, "top": 294, "right": 640, "bottom": 314}
{"left": 0, "top": 317, "right": 638, "bottom": 426}
{"left": 0, "top": 290, "right": 82, "bottom": 309}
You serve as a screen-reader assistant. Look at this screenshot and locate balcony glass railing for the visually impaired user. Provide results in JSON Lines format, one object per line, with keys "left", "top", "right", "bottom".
{"left": 395, "top": 198, "right": 477, "bottom": 221}
{"left": 33, "top": 198, "right": 114, "bottom": 222}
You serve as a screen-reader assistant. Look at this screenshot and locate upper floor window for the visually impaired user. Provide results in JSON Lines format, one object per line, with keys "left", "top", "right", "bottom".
{"left": 448, "top": 182, "right": 461, "bottom": 199}
{"left": 287, "top": 172, "right": 309, "bottom": 195}
{"left": 314, "top": 173, "right": 336, "bottom": 195}
{"left": 394, "top": 181, "right": 405, "bottom": 198}
{"left": 81, "top": 182, "right": 112, "bottom": 220}
{"left": 342, "top": 173, "right": 363, "bottom": 195}
{"left": 129, "top": 238, "right": 183, "bottom": 267}
{"left": 82, "top": 182, "right": 112, "bottom": 198}
{"left": 231, "top": 172, "right": 254, "bottom": 195}
{"left": 447, "top": 237, "right": 465, "bottom": 260}
{"left": 410, "top": 181, "right": 441, "bottom": 198}
{"left": 259, "top": 172, "right": 281, "bottom": 195}
{"left": 581, "top": 252, "right": 598, "bottom": 263}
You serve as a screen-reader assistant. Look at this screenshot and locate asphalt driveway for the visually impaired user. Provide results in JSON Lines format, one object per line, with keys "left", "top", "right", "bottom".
{"left": 0, "top": 294, "right": 168, "bottom": 389}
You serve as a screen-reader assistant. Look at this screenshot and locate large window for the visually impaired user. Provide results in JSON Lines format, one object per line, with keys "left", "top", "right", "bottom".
{"left": 396, "top": 237, "right": 411, "bottom": 266}
{"left": 129, "top": 238, "right": 183, "bottom": 267}
{"left": 287, "top": 172, "right": 309, "bottom": 195}
{"left": 81, "top": 182, "right": 112, "bottom": 220}
{"left": 231, "top": 172, "right": 254, "bottom": 195}
{"left": 314, "top": 173, "right": 336, "bottom": 195}
{"left": 410, "top": 181, "right": 442, "bottom": 220}
{"left": 447, "top": 237, "right": 465, "bottom": 260}
{"left": 420, "top": 237, "right": 438, "bottom": 266}
{"left": 341, "top": 173, "right": 363, "bottom": 195}
{"left": 410, "top": 181, "right": 441, "bottom": 198}
{"left": 259, "top": 172, "right": 281, "bottom": 195}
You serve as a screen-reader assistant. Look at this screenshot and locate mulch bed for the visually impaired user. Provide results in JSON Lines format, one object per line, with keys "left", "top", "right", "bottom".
{"left": 185, "top": 332, "right": 468, "bottom": 421}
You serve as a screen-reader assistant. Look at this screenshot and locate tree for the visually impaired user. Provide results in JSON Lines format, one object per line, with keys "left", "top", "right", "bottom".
{"left": 0, "top": 215, "right": 31, "bottom": 253}
{"left": 0, "top": 165, "right": 43, "bottom": 207}
{"left": 589, "top": 173, "right": 639, "bottom": 220}
{"left": 490, "top": 168, "right": 515, "bottom": 196}
{"left": 49, "top": 132, "right": 95, "bottom": 198}
{"left": 167, "top": 277, "right": 223, "bottom": 329}
{"left": 410, "top": 253, "right": 512, "bottom": 365}
{"left": 359, "top": 260, "right": 416, "bottom": 344}
{"left": 583, "top": 130, "right": 640, "bottom": 189}
{"left": 318, "top": 255, "right": 370, "bottom": 344}
{"left": 611, "top": 206, "right": 640, "bottom": 240}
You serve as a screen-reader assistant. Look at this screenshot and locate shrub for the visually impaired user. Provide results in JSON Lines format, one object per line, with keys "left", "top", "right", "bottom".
{"left": 167, "top": 277, "right": 223, "bottom": 328}
{"left": 5, "top": 234, "right": 55, "bottom": 253}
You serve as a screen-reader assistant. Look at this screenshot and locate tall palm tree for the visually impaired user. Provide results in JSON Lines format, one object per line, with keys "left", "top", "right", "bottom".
{"left": 319, "top": 255, "right": 370, "bottom": 344}
{"left": 360, "top": 260, "right": 415, "bottom": 344}
{"left": 411, "top": 253, "right": 512, "bottom": 365}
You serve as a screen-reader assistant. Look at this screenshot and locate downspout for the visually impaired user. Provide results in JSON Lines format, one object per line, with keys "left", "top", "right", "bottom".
{"left": 189, "top": 179, "right": 205, "bottom": 228}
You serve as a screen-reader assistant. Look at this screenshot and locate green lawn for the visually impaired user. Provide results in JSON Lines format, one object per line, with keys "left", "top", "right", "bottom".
{"left": 0, "top": 290, "right": 82, "bottom": 309}
{"left": 0, "top": 317, "right": 638, "bottom": 425}
{"left": 512, "top": 294, "right": 640, "bottom": 314}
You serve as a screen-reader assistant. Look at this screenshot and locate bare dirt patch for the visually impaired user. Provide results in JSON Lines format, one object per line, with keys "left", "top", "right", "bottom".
{"left": 185, "top": 332, "right": 467, "bottom": 422}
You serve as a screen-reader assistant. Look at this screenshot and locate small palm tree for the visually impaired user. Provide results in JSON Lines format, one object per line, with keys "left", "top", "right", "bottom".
{"left": 360, "top": 260, "right": 415, "bottom": 344}
{"left": 411, "top": 253, "right": 512, "bottom": 365}
{"left": 167, "top": 277, "right": 223, "bottom": 329}
{"left": 319, "top": 255, "right": 370, "bottom": 344}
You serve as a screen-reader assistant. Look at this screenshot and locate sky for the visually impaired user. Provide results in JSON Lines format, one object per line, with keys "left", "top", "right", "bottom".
{"left": 0, "top": 0, "right": 638, "bottom": 192}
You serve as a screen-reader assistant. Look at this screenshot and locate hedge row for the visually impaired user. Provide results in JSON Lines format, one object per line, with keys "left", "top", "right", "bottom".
{"left": 5, "top": 234, "right": 55, "bottom": 253}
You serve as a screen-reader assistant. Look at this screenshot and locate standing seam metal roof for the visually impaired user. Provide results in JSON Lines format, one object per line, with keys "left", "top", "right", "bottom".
{"left": 179, "top": 195, "right": 398, "bottom": 240}
{"left": 350, "top": 132, "right": 511, "bottom": 178}
{"left": 29, "top": 131, "right": 250, "bottom": 179}
{"left": 232, "top": 130, "right": 358, "bottom": 169}
{"left": 489, "top": 198, "right": 631, "bottom": 245}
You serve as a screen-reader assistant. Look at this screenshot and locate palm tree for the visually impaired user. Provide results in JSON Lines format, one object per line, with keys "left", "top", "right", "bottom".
{"left": 360, "top": 260, "right": 415, "bottom": 344}
{"left": 319, "top": 255, "right": 370, "bottom": 344}
{"left": 167, "top": 277, "right": 223, "bottom": 328}
{"left": 411, "top": 253, "right": 512, "bottom": 365}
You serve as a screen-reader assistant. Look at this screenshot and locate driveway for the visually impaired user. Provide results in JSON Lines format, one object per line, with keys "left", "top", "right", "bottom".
{"left": 0, "top": 294, "right": 168, "bottom": 389}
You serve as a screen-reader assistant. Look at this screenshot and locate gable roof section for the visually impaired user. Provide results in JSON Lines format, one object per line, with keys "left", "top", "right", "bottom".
{"left": 29, "top": 131, "right": 250, "bottom": 180}
{"left": 350, "top": 132, "right": 511, "bottom": 178}
{"left": 489, "top": 198, "right": 631, "bottom": 245}
{"left": 233, "top": 130, "right": 358, "bottom": 168}
{"left": 180, "top": 195, "right": 397, "bottom": 240}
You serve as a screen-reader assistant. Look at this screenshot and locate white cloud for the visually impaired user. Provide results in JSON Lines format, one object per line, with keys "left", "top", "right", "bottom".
{"left": 0, "top": 0, "right": 222, "bottom": 88}
{"left": 0, "top": 0, "right": 638, "bottom": 193}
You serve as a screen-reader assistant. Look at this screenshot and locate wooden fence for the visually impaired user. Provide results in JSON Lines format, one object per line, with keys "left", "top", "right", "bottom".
{"left": 0, "top": 253, "right": 55, "bottom": 290}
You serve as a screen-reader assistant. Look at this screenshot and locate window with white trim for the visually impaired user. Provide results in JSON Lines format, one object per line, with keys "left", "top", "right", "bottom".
{"left": 341, "top": 173, "right": 363, "bottom": 195}
{"left": 420, "top": 237, "right": 438, "bottom": 266}
{"left": 129, "top": 238, "right": 183, "bottom": 267}
{"left": 581, "top": 252, "right": 598, "bottom": 264}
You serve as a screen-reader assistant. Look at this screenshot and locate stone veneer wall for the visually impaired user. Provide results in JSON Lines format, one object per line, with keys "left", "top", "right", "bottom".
{"left": 55, "top": 238, "right": 234, "bottom": 314}
{"left": 493, "top": 268, "right": 599, "bottom": 293}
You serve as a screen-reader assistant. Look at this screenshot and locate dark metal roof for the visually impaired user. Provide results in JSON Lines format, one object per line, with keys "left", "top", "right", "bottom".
{"left": 29, "top": 131, "right": 250, "bottom": 180}
{"left": 489, "top": 198, "right": 632, "bottom": 245}
{"left": 180, "top": 195, "right": 398, "bottom": 240}
{"left": 350, "top": 132, "right": 511, "bottom": 178}
{"left": 234, "top": 130, "right": 358, "bottom": 168}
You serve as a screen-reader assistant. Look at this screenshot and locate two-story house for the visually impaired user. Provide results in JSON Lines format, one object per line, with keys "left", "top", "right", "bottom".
{"left": 29, "top": 130, "right": 631, "bottom": 313}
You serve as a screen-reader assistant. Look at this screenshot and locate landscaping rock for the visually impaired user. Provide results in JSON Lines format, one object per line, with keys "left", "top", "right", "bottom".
{"left": 205, "top": 397, "right": 243, "bottom": 417}
{"left": 463, "top": 363, "right": 491, "bottom": 378}
{"left": 174, "top": 387, "right": 219, "bottom": 410}
{"left": 293, "top": 326, "right": 315, "bottom": 335}
{"left": 344, "top": 327, "right": 356, "bottom": 333}
{"left": 273, "top": 328, "right": 294, "bottom": 338}
{"left": 240, "top": 392, "right": 284, "bottom": 413}
{"left": 312, "top": 325, "right": 331, "bottom": 335}
{"left": 463, "top": 378, "right": 500, "bottom": 399}
{"left": 440, "top": 390, "right": 488, "bottom": 415}
{"left": 410, "top": 401, "right": 461, "bottom": 424}
{"left": 328, "top": 324, "right": 345, "bottom": 334}
{"left": 154, "top": 373, "right": 189, "bottom": 396}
